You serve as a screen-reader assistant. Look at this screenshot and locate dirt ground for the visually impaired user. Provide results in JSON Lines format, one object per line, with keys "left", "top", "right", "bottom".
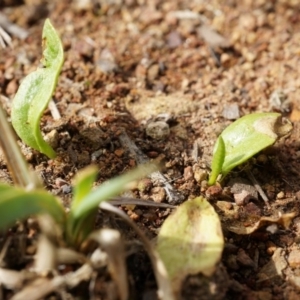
{"left": 1, "top": 0, "right": 300, "bottom": 299}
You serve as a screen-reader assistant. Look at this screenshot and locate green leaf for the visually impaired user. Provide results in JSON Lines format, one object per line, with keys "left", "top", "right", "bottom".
{"left": 0, "top": 184, "right": 65, "bottom": 230}
{"left": 11, "top": 19, "right": 64, "bottom": 158}
{"left": 208, "top": 136, "right": 225, "bottom": 186}
{"left": 156, "top": 196, "right": 224, "bottom": 295}
{"left": 67, "top": 163, "right": 158, "bottom": 247}
{"left": 71, "top": 165, "right": 98, "bottom": 210}
{"left": 208, "top": 113, "right": 292, "bottom": 185}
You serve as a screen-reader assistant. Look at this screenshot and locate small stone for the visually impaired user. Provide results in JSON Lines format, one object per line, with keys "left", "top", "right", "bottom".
{"left": 256, "top": 154, "right": 268, "bottom": 164}
{"left": 147, "top": 64, "right": 160, "bottom": 82}
{"left": 55, "top": 178, "right": 68, "bottom": 187}
{"left": 288, "top": 249, "right": 300, "bottom": 268}
{"left": 129, "top": 211, "right": 140, "bottom": 221}
{"left": 80, "top": 127, "right": 106, "bottom": 149}
{"left": 234, "top": 190, "right": 252, "bottom": 206}
{"left": 146, "top": 121, "right": 170, "bottom": 140}
{"left": 96, "top": 48, "right": 118, "bottom": 74}
{"left": 91, "top": 149, "right": 103, "bottom": 161}
{"left": 236, "top": 249, "right": 256, "bottom": 268}
{"left": 171, "top": 124, "right": 188, "bottom": 140}
{"left": 228, "top": 177, "right": 258, "bottom": 200}
{"left": 239, "top": 13, "right": 257, "bottom": 31}
{"left": 276, "top": 191, "right": 285, "bottom": 199}
{"left": 244, "top": 202, "right": 262, "bottom": 217}
{"left": 226, "top": 255, "right": 239, "bottom": 270}
{"left": 255, "top": 291, "right": 272, "bottom": 300}
{"left": 206, "top": 185, "right": 222, "bottom": 200}
{"left": 257, "top": 248, "right": 287, "bottom": 283}
{"left": 151, "top": 187, "right": 166, "bottom": 203}
{"left": 44, "top": 129, "right": 59, "bottom": 149}
{"left": 77, "top": 150, "right": 90, "bottom": 165}
{"left": 269, "top": 89, "right": 291, "bottom": 113}
{"left": 114, "top": 149, "right": 124, "bottom": 157}
{"left": 167, "top": 31, "right": 182, "bottom": 48}
{"left": 62, "top": 185, "right": 72, "bottom": 194}
{"left": 193, "top": 166, "right": 207, "bottom": 183}
{"left": 266, "top": 241, "right": 277, "bottom": 255}
{"left": 222, "top": 103, "right": 240, "bottom": 120}
{"left": 6, "top": 79, "right": 18, "bottom": 95}
{"left": 137, "top": 178, "right": 152, "bottom": 192}
{"left": 184, "top": 166, "right": 194, "bottom": 181}
{"left": 26, "top": 245, "right": 37, "bottom": 255}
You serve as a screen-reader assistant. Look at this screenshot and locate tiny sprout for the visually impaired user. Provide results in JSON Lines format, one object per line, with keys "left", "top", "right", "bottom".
{"left": 208, "top": 113, "right": 292, "bottom": 185}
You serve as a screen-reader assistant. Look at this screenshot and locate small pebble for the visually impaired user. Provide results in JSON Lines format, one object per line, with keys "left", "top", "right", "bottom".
{"left": 222, "top": 103, "right": 240, "bottom": 120}
{"left": 244, "top": 202, "right": 262, "bottom": 217}
{"left": 256, "top": 154, "right": 268, "bottom": 164}
{"left": 266, "top": 241, "right": 277, "bottom": 255}
{"left": 236, "top": 249, "right": 256, "bottom": 268}
{"left": 276, "top": 191, "right": 285, "bottom": 199}
{"left": 137, "top": 178, "right": 152, "bottom": 192}
{"left": 44, "top": 129, "right": 59, "bottom": 149}
{"left": 91, "top": 149, "right": 103, "bottom": 161}
{"left": 234, "top": 190, "right": 252, "bottom": 206}
{"left": 287, "top": 249, "right": 300, "bottom": 268}
{"left": 226, "top": 255, "right": 239, "bottom": 270}
{"left": 114, "top": 149, "right": 124, "bottom": 157}
{"left": 205, "top": 185, "right": 222, "bottom": 199}
{"left": 77, "top": 151, "right": 90, "bottom": 165}
{"left": 62, "top": 184, "right": 72, "bottom": 194}
{"left": 151, "top": 187, "right": 166, "bottom": 203}
{"left": 26, "top": 245, "right": 37, "bottom": 255}
{"left": 147, "top": 64, "right": 160, "bottom": 81}
{"left": 193, "top": 165, "right": 207, "bottom": 183}
{"left": 146, "top": 121, "right": 170, "bottom": 140}
{"left": 269, "top": 89, "right": 290, "bottom": 112}
{"left": 183, "top": 166, "right": 194, "bottom": 181}
{"left": 167, "top": 31, "right": 182, "bottom": 48}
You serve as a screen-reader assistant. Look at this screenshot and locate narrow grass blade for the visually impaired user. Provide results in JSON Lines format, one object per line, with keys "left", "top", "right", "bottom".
{"left": 0, "top": 184, "right": 65, "bottom": 230}
{"left": 71, "top": 165, "right": 98, "bottom": 210}
{"left": 0, "top": 105, "right": 42, "bottom": 188}
{"left": 67, "top": 163, "right": 158, "bottom": 246}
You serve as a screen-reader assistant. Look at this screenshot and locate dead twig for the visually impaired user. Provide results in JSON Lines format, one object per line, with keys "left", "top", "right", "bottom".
{"left": 246, "top": 169, "right": 271, "bottom": 209}
{"left": 118, "top": 130, "right": 185, "bottom": 204}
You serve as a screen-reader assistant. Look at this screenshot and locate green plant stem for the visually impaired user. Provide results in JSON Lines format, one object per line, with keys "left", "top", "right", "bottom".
{"left": 0, "top": 105, "right": 42, "bottom": 188}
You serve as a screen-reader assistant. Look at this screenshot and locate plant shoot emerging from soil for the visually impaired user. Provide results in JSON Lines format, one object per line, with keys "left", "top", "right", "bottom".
{"left": 208, "top": 113, "right": 293, "bottom": 185}
{"left": 11, "top": 19, "right": 64, "bottom": 158}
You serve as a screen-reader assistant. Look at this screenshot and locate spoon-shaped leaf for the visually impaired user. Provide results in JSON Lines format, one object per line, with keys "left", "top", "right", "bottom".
{"left": 11, "top": 19, "right": 64, "bottom": 158}
{"left": 0, "top": 184, "right": 65, "bottom": 230}
{"left": 208, "top": 113, "right": 293, "bottom": 185}
{"left": 156, "top": 196, "right": 224, "bottom": 295}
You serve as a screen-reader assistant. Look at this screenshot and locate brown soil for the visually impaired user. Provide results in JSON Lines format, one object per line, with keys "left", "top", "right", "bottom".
{"left": 1, "top": 0, "right": 300, "bottom": 299}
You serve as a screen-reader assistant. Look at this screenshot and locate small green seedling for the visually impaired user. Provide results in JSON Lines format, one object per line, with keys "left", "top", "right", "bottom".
{"left": 0, "top": 163, "right": 158, "bottom": 248}
{"left": 11, "top": 19, "right": 64, "bottom": 158}
{"left": 208, "top": 112, "right": 293, "bottom": 185}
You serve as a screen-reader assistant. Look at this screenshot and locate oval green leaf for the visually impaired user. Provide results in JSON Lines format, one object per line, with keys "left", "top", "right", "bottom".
{"left": 155, "top": 196, "right": 224, "bottom": 295}
{"left": 11, "top": 19, "right": 64, "bottom": 158}
{"left": 209, "top": 113, "right": 292, "bottom": 185}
